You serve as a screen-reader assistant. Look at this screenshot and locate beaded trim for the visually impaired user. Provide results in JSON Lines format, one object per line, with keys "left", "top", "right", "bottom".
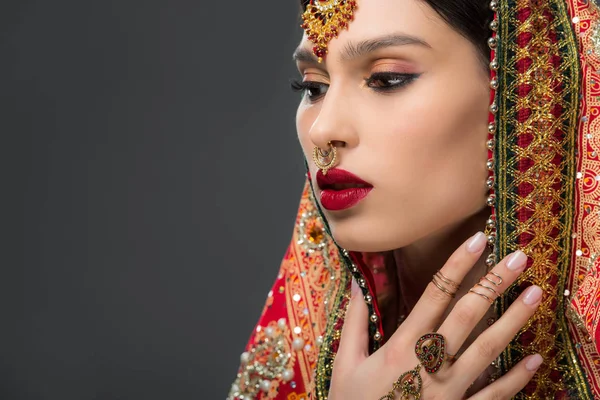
{"left": 486, "top": 0, "right": 499, "bottom": 273}
{"left": 485, "top": 0, "right": 502, "bottom": 384}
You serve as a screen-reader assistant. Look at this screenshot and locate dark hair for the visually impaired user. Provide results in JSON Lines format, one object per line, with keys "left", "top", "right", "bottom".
{"left": 422, "top": 0, "right": 493, "bottom": 62}
{"left": 300, "top": 0, "right": 494, "bottom": 63}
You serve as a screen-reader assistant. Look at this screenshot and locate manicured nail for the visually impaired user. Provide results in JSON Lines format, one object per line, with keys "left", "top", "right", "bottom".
{"left": 466, "top": 232, "right": 487, "bottom": 253}
{"left": 351, "top": 279, "right": 360, "bottom": 297}
{"left": 525, "top": 354, "right": 543, "bottom": 371}
{"left": 523, "top": 285, "right": 543, "bottom": 305}
{"left": 506, "top": 250, "right": 527, "bottom": 271}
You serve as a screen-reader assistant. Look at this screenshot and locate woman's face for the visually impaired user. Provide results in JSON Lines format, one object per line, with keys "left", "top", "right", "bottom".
{"left": 295, "top": 0, "right": 490, "bottom": 252}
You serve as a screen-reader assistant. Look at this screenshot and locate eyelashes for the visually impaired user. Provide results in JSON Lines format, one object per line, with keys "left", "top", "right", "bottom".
{"left": 365, "top": 72, "right": 419, "bottom": 92}
{"left": 290, "top": 80, "right": 329, "bottom": 101}
{"left": 290, "top": 72, "right": 419, "bottom": 102}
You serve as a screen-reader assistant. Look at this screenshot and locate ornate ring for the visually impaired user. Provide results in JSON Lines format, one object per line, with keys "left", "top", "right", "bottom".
{"left": 415, "top": 333, "right": 447, "bottom": 374}
{"left": 380, "top": 333, "right": 451, "bottom": 399}
{"left": 432, "top": 270, "right": 461, "bottom": 298}
{"left": 313, "top": 142, "right": 337, "bottom": 175}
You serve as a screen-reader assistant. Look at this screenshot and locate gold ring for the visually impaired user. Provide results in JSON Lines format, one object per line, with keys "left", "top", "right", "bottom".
{"left": 436, "top": 270, "right": 461, "bottom": 289}
{"left": 484, "top": 271, "right": 503, "bottom": 286}
{"left": 432, "top": 277, "right": 456, "bottom": 298}
{"left": 468, "top": 288, "right": 495, "bottom": 304}
{"left": 312, "top": 142, "right": 337, "bottom": 175}
{"left": 468, "top": 271, "right": 503, "bottom": 304}
{"left": 446, "top": 352, "right": 457, "bottom": 363}
{"left": 431, "top": 270, "right": 460, "bottom": 298}
{"left": 475, "top": 282, "right": 500, "bottom": 297}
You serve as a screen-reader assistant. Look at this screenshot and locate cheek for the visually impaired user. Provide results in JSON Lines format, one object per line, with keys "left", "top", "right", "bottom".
{"left": 368, "top": 79, "right": 489, "bottom": 224}
{"left": 397, "top": 76, "right": 489, "bottom": 173}
{"left": 415, "top": 87, "right": 489, "bottom": 215}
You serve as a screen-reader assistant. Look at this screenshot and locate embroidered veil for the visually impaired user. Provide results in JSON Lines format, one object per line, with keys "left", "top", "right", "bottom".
{"left": 229, "top": 0, "right": 600, "bottom": 398}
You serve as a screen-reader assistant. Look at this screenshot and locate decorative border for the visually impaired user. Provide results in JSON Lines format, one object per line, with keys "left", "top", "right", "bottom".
{"left": 494, "top": 0, "right": 589, "bottom": 398}
{"left": 565, "top": 0, "right": 600, "bottom": 397}
{"left": 228, "top": 182, "right": 342, "bottom": 400}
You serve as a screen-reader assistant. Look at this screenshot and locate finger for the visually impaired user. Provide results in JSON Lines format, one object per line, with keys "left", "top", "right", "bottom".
{"left": 333, "top": 278, "right": 370, "bottom": 371}
{"left": 467, "top": 354, "right": 543, "bottom": 400}
{"left": 437, "top": 249, "right": 528, "bottom": 357}
{"left": 453, "top": 284, "right": 542, "bottom": 385}
{"left": 397, "top": 231, "right": 488, "bottom": 339}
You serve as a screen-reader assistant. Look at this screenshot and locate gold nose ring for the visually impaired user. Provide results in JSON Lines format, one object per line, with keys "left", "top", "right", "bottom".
{"left": 313, "top": 142, "right": 338, "bottom": 175}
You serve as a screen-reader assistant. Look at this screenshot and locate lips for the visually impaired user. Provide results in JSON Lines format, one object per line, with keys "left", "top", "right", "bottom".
{"left": 316, "top": 168, "right": 373, "bottom": 211}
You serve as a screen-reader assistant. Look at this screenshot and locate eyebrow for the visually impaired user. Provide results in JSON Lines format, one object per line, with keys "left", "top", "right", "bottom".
{"left": 292, "top": 47, "right": 319, "bottom": 64}
{"left": 292, "top": 33, "right": 431, "bottom": 64}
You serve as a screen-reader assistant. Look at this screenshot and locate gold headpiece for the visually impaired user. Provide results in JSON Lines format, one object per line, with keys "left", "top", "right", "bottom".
{"left": 301, "top": 0, "right": 358, "bottom": 63}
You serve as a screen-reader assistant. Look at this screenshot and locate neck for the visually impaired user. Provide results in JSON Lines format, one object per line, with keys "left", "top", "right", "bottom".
{"left": 393, "top": 207, "right": 490, "bottom": 313}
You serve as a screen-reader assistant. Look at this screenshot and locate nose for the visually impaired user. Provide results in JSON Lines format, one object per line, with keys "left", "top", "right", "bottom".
{"left": 309, "top": 85, "right": 359, "bottom": 151}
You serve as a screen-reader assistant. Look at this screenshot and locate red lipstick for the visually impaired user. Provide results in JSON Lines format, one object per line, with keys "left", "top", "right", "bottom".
{"left": 316, "top": 168, "right": 373, "bottom": 211}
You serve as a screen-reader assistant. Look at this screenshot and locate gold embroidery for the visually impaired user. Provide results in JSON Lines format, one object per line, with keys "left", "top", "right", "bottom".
{"left": 287, "top": 393, "right": 308, "bottom": 400}
{"left": 565, "top": 0, "right": 600, "bottom": 397}
{"left": 314, "top": 272, "right": 350, "bottom": 400}
{"left": 592, "top": 23, "right": 600, "bottom": 57}
{"left": 495, "top": 0, "right": 589, "bottom": 397}
{"left": 228, "top": 183, "right": 342, "bottom": 399}
{"left": 228, "top": 320, "right": 294, "bottom": 399}
{"left": 289, "top": 188, "right": 341, "bottom": 390}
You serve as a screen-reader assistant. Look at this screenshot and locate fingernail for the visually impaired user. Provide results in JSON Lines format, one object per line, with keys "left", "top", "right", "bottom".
{"left": 506, "top": 250, "right": 527, "bottom": 271}
{"left": 466, "top": 232, "right": 487, "bottom": 253}
{"left": 525, "top": 354, "right": 543, "bottom": 371}
{"left": 523, "top": 285, "right": 543, "bottom": 305}
{"left": 351, "top": 279, "right": 360, "bottom": 297}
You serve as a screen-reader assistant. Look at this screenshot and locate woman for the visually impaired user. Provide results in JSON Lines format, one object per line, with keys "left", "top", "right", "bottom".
{"left": 229, "top": 0, "right": 600, "bottom": 398}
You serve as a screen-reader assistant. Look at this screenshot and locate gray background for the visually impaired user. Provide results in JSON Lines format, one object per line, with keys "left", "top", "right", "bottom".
{"left": 3, "top": 1, "right": 306, "bottom": 399}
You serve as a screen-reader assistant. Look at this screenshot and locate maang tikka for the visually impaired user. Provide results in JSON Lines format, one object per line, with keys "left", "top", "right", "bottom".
{"left": 301, "top": 0, "right": 358, "bottom": 62}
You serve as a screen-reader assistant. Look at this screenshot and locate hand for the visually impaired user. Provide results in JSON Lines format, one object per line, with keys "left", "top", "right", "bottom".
{"left": 328, "top": 232, "right": 543, "bottom": 400}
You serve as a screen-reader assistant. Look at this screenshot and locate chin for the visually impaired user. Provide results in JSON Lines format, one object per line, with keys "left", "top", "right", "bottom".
{"left": 327, "top": 217, "right": 415, "bottom": 253}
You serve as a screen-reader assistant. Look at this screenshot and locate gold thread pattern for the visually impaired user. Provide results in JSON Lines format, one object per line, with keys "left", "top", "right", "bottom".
{"left": 227, "top": 182, "right": 341, "bottom": 399}
{"left": 494, "top": 0, "right": 590, "bottom": 397}
{"left": 565, "top": 0, "right": 600, "bottom": 397}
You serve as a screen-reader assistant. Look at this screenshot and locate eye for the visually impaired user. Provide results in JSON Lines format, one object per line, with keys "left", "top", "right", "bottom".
{"left": 291, "top": 80, "right": 329, "bottom": 102}
{"left": 365, "top": 72, "right": 419, "bottom": 92}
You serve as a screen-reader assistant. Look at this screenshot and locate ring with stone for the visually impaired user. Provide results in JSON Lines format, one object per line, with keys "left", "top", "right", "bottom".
{"left": 415, "top": 332, "right": 448, "bottom": 374}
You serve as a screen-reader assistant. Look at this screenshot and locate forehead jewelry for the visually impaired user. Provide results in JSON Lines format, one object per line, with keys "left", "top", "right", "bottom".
{"left": 301, "top": 0, "right": 358, "bottom": 63}
{"left": 313, "top": 142, "right": 338, "bottom": 175}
